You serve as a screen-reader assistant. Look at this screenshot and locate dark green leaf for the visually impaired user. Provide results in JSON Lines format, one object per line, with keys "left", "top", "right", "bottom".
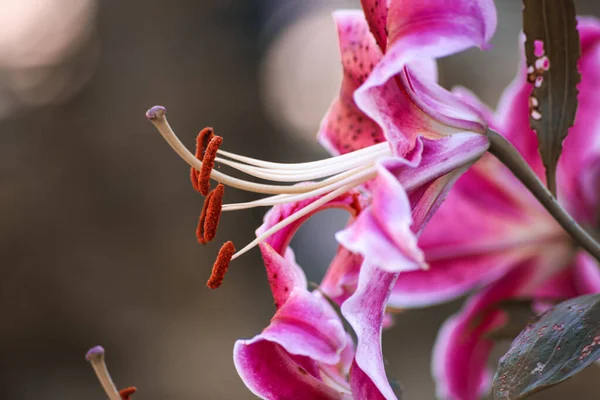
{"left": 493, "top": 294, "right": 600, "bottom": 400}
{"left": 522, "top": 0, "right": 581, "bottom": 195}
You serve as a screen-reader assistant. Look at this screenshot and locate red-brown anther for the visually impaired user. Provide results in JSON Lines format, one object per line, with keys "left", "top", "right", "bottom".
{"left": 203, "top": 183, "right": 224, "bottom": 242}
{"left": 206, "top": 241, "right": 235, "bottom": 289}
{"left": 199, "top": 135, "right": 223, "bottom": 196}
{"left": 196, "top": 189, "right": 215, "bottom": 244}
{"left": 190, "top": 127, "right": 215, "bottom": 192}
{"left": 119, "top": 387, "right": 137, "bottom": 400}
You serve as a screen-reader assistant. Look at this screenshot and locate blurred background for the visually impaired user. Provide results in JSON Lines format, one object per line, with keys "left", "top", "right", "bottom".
{"left": 1, "top": 0, "right": 600, "bottom": 399}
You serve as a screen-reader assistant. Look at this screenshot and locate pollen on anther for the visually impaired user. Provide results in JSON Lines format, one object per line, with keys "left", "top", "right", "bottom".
{"left": 207, "top": 241, "right": 235, "bottom": 289}
{"left": 191, "top": 127, "right": 215, "bottom": 192}
{"left": 119, "top": 387, "right": 137, "bottom": 400}
{"left": 199, "top": 135, "right": 223, "bottom": 195}
{"left": 203, "top": 184, "right": 224, "bottom": 242}
{"left": 196, "top": 189, "right": 215, "bottom": 244}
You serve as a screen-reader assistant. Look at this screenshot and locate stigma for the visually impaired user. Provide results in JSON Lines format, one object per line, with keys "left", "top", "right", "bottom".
{"left": 86, "top": 346, "right": 136, "bottom": 400}
{"left": 146, "top": 105, "right": 391, "bottom": 287}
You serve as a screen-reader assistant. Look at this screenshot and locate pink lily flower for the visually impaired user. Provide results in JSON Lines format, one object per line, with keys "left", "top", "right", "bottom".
{"left": 145, "top": 0, "right": 496, "bottom": 280}
{"left": 385, "top": 18, "right": 600, "bottom": 400}
{"left": 233, "top": 183, "right": 420, "bottom": 399}
{"left": 146, "top": 1, "right": 497, "bottom": 397}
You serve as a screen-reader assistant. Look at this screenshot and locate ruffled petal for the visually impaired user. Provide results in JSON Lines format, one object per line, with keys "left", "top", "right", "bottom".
{"left": 319, "top": 11, "right": 385, "bottom": 155}
{"left": 234, "top": 339, "right": 349, "bottom": 400}
{"left": 262, "top": 288, "right": 347, "bottom": 365}
{"left": 354, "top": 1, "right": 496, "bottom": 154}
{"left": 342, "top": 262, "right": 399, "bottom": 400}
{"left": 336, "top": 165, "right": 425, "bottom": 273}
{"left": 386, "top": 0, "right": 497, "bottom": 50}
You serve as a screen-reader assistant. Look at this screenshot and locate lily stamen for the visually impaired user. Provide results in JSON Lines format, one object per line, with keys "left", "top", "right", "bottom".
{"left": 190, "top": 127, "right": 214, "bottom": 192}
{"left": 146, "top": 105, "right": 389, "bottom": 281}
{"left": 207, "top": 241, "right": 236, "bottom": 289}
{"left": 199, "top": 135, "right": 223, "bottom": 195}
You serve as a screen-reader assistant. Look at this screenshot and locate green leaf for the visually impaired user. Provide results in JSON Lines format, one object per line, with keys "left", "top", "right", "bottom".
{"left": 492, "top": 294, "right": 600, "bottom": 400}
{"left": 522, "top": 0, "right": 581, "bottom": 196}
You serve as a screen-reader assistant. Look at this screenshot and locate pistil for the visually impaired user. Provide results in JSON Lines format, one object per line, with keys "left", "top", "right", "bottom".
{"left": 85, "top": 346, "right": 127, "bottom": 400}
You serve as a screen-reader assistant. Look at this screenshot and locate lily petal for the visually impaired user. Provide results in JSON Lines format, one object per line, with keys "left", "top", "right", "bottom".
{"left": 354, "top": 0, "right": 496, "bottom": 154}
{"left": 336, "top": 164, "right": 425, "bottom": 273}
{"left": 258, "top": 190, "right": 358, "bottom": 255}
{"left": 384, "top": 133, "right": 490, "bottom": 233}
{"left": 319, "top": 11, "right": 385, "bottom": 155}
{"left": 360, "top": 0, "right": 388, "bottom": 53}
{"left": 392, "top": 148, "right": 560, "bottom": 308}
{"left": 433, "top": 244, "right": 573, "bottom": 400}
{"left": 234, "top": 339, "right": 349, "bottom": 400}
{"left": 320, "top": 245, "right": 363, "bottom": 305}
{"left": 342, "top": 262, "right": 399, "bottom": 400}
{"left": 558, "top": 19, "right": 600, "bottom": 223}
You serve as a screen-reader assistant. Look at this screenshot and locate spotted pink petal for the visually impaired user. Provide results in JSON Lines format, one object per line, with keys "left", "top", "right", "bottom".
{"left": 319, "top": 11, "right": 385, "bottom": 155}
{"left": 360, "top": 0, "right": 389, "bottom": 53}
{"left": 433, "top": 245, "right": 573, "bottom": 400}
{"left": 261, "top": 243, "right": 307, "bottom": 309}
{"left": 336, "top": 165, "right": 425, "bottom": 273}
{"left": 354, "top": 0, "right": 496, "bottom": 154}
{"left": 234, "top": 340, "right": 350, "bottom": 400}
{"left": 342, "top": 262, "right": 399, "bottom": 399}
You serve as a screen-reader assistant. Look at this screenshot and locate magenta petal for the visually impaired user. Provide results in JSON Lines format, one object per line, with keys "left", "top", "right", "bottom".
{"left": 354, "top": 1, "right": 496, "bottom": 152}
{"left": 258, "top": 191, "right": 358, "bottom": 255}
{"left": 387, "top": 0, "right": 496, "bottom": 51}
{"left": 572, "top": 252, "right": 600, "bottom": 294}
{"left": 390, "top": 251, "right": 527, "bottom": 308}
{"left": 262, "top": 289, "right": 347, "bottom": 365}
{"left": 349, "top": 360, "right": 388, "bottom": 400}
{"left": 336, "top": 165, "right": 425, "bottom": 273}
{"left": 260, "top": 243, "right": 308, "bottom": 308}
{"left": 432, "top": 265, "right": 532, "bottom": 400}
{"left": 558, "top": 20, "right": 600, "bottom": 223}
{"left": 234, "top": 340, "right": 349, "bottom": 400}
{"left": 319, "top": 11, "right": 385, "bottom": 155}
{"left": 342, "top": 262, "right": 399, "bottom": 400}
{"left": 383, "top": 133, "right": 489, "bottom": 234}
{"left": 320, "top": 245, "right": 363, "bottom": 305}
{"left": 360, "top": 0, "right": 388, "bottom": 53}
{"left": 432, "top": 247, "right": 573, "bottom": 400}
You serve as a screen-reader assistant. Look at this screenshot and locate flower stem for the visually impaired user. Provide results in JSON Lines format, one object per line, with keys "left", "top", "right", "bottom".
{"left": 487, "top": 129, "right": 600, "bottom": 262}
